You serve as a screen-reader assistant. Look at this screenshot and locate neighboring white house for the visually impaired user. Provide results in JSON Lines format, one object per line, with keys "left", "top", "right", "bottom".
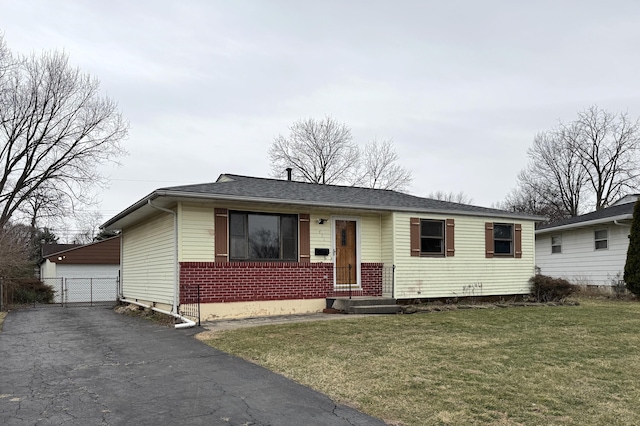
{"left": 39, "top": 236, "right": 121, "bottom": 303}
{"left": 535, "top": 195, "right": 638, "bottom": 286}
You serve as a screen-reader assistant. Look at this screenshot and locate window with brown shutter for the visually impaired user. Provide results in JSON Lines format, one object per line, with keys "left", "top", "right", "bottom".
{"left": 486, "top": 222, "right": 522, "bottom": 258}
{"left": 410, "top": 218, "right": 455, "bottom": 257}
{"left": 514, "top": 223, "right": 522, "bottom": 258}
{"left": 410, "top": 217, "right": 420, "bottom": 257}
{"left": 446, "top": 219, "right": 455, "bottom": 257}
{"left": 299, "top": 214, "right": 310, "bottom": 263}
{"left": 485, "top": 222, "right": 494, "bottom": 258}
{"left": 214, "top": 208, "right": 228, "bottom": 262}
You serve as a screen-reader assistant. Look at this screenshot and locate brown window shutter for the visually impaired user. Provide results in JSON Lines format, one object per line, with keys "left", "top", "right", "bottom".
{"left": 410, "top": 217, "right": 420, "bottom": 256}
{"left": 299, "top": 214, "right": 310, "bottom": 263}
{"left": 514, "top": 223, "right": 522, "bottom": 258}
{"left": 214, "top": 208, "right": 228, "bottom": 262}
{"left": 445, "top": 219, "right": 455, "bottom": 257}
{"left": 485, "top": 222, "right": 494, "bottom": 258}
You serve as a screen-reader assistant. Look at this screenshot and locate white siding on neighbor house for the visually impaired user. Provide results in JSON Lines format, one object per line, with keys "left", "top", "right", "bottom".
{"left": 54, "top": 264, "right": 120, "bottom": 303}
{"left": 122, "top": 212, "right": 175, "bottom": 305}
{"left": 56, "top": 264, "right": 120, "bottom": 278}
{"left": 392, "top": 212, "right": 536, "bottom": 299}
{"left": 179, "top": 203, "right": 215, "bottom": 261}
{"left": 40, "top": 259, "right": 56, "bottom": 278}
{"left": 535, "top": 224, "right": 630, "bottom": 286}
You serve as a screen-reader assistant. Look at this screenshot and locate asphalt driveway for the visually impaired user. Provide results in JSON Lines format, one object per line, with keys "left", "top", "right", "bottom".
{"left": 0, "top": 307, "right": 387, "bottom": 426}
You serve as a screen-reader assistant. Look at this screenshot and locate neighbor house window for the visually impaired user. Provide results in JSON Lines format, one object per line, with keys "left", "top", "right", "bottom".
{"left": 229, "top": 211, "right": 298, "bottom": 261}
{"left": 420, "top": 220, "right": 445, "bottom": 255}
{"left": 493, "top": 223, "right": 513, "bottom": 255}
{"left": 551, "top": 235, "right": 562, "bottom": 254}
{"left": 594, "top": 229, "right": 608, "bottom": 250}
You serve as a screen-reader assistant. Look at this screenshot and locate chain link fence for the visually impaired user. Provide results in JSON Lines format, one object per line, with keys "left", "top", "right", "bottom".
{"left": 1, "top": 277, "right": 118, "bottom": 310}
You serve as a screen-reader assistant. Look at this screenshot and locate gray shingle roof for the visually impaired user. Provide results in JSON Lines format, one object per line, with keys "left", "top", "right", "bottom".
{"left": 536, "top": 201, "right": 635, "bottom": 231}
{"left": 159, "top": 174, "right": 540, "bottom": 220}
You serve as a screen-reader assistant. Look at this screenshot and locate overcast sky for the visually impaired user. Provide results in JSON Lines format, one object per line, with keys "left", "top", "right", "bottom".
{"left": 2, "top": 0, "right": 640, "bottom": 237}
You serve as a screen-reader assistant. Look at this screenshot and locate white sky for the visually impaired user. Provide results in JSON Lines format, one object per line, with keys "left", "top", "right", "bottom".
{"left": 2, "top": 0, "right": 640, "bottom": 236}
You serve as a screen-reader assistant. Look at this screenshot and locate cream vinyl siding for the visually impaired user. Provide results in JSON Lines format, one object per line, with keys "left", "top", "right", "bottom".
{"left": 122, "top": 212, "right": 175, "bottom": 305}
{"left": 392, "top": 212, "right": 536, "bottom": 298}
{"left": 360, "top": 214, "right": 382, "bottom": 263}
{"left": 535, "top": 225, "right": 630, "bottom": 286}
{"left": 381, "top": 214, "right": 394, "bottom": 266}
{"left": 310, "top": 211, "right": 332, "bottom": 262}
{"left": 179, "top": 203, "right": 215, "bottom": 261}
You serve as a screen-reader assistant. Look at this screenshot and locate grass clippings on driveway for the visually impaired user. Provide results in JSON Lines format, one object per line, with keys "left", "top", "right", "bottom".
{"left": 204, "top": 299, "right": 640, "bottom": 425}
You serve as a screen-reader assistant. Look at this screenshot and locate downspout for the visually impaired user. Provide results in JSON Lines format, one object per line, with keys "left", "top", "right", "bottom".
{"left": 120, "top": 297, "right": 195, "bottom": 329}
{"left": 145, "top": 199, "right": 194, "bottom": 329}
{"left": 614, "top": 220, "right": 631, "bottom": 227}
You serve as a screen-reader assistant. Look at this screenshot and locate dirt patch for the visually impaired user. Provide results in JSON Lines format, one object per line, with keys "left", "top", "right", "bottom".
{"left": 114, "top": 303, "right": 176, "bottom": 327}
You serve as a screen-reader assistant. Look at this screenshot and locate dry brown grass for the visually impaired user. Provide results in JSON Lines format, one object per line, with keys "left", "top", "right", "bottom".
{"left": 205, "top": 299, "right": 640, "bottom": 425}
{"left": 0, "top": 311, "right": 6, "bottom": 331}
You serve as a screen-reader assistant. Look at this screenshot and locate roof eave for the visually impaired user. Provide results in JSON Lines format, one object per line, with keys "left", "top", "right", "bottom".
{"left": 535, "top": 214, "right": 633, "bottom": 234}
{"left": 103, "top": 189, "right": 543, "bottom": 229}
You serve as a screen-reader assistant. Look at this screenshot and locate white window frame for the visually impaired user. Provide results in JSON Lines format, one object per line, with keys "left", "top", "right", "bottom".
{"left": 594, "top": 229, "right": 608, "bottom": 250}
{"left": 551, "top": 235, "right": 562, "bottom": 254}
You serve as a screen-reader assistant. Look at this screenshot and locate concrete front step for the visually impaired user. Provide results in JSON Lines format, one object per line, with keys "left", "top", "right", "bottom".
{"left": 349, "top": 304, "right": 401, "bottom": 314}
{"left": 329, "top": 297, "right": 400, "bottom": 314}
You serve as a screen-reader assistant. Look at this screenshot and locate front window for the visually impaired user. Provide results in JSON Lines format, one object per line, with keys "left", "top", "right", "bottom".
{"left": 594, "top": 229, "right": 608, "bottom": 250}
{"left": 551, "top": 235, "right": 562, "bottom": 254}
{"left": 229, "top": 211, "right": 298, "bottom": 261}
{"left": 420, "top": 220, "right": 444, "bottom": 255}
{"left": 494, "top": 223, "right": 513, "bottom": 255}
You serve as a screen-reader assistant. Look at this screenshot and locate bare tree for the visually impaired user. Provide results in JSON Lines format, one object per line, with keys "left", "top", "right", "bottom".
{"left": 269, "top": 117, "right": 413, "bottom": 191}
{"left": 269, "top": 116, "right": 359, "bottom": 185}
{"left": 0, "top": 36, "right": 128, "bottom": 230}
{"left": 495, "top": 186, "right": 570, "bottom": 223}
{"left": 518, "top": 126, "right": 587, "bottom": 217}
{"left": 569, "top": 106, "right": 640, "bottom": 209}
{"left": 428, "top": 190, "right": 473, "bottom": 204}
{"left": 70, "top": 210, "right": 104, "bottom": 244}
{"left": 0, "top": 224, "right": 32, "bottom": 277}
{"left": 356, "top": 139, "right": 412, "bottom": 191}
{"left": 503, "top": 106, "right": 640, "bottom": 218}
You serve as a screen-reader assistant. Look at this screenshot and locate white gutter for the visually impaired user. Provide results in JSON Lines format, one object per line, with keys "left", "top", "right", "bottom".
{"left": 147, "top": 199, "right": 180, "bottom": 320}
{"left": 120, "top": 298, "right": 196, "bottom": 329}
{"left": 536, "top": 214, "right": 633, "bottom": 234}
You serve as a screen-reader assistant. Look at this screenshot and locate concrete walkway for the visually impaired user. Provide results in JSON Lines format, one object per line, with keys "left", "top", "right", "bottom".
{"left": 0, "top": 307, "right": 387, "bottom": 426}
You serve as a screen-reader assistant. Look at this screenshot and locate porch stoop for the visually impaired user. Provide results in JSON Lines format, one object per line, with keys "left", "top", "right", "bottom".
{"left": 327, "top": 296, "right": 400, "bottom": 314}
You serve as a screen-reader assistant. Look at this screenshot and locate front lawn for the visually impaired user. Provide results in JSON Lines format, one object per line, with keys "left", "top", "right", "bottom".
{"left": 204, "top": 299, "right": 640, "bottom": 425}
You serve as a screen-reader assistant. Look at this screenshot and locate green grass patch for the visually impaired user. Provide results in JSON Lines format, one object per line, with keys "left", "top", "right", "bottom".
{"left": 205, "top": 299, "right": 640, "bottom": 425}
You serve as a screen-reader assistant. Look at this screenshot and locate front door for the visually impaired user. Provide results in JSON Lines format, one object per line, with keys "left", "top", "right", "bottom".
{"left": 335, "top": 220, "right": 357, "bottom": 287}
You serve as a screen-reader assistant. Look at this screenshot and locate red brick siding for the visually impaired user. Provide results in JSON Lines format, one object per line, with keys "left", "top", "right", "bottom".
{"left": 180, "top": 262, "right": 384, "bottom": 303}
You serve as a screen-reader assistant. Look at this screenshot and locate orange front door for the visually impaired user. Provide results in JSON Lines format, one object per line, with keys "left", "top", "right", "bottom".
{"left": 335, "top": 220, "right": 357, "bottom": 286}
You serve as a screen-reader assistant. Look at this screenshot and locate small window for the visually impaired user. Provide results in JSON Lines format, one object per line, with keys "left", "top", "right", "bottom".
{"left": 595, "top": 229, "right": 608, "bottom": 250}
{"left": 551, "top": 235, "right": 562, "bottom": 254}
{"left": 494, "top": 223, "right": 513, "bottom": 255}
{"left": 420, "top": 220, "right": 444, "bottom": 255}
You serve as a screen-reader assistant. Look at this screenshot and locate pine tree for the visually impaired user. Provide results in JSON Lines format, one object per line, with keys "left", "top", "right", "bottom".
{"left": 624, "top": 200, "right": 640, "bottom": 295}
